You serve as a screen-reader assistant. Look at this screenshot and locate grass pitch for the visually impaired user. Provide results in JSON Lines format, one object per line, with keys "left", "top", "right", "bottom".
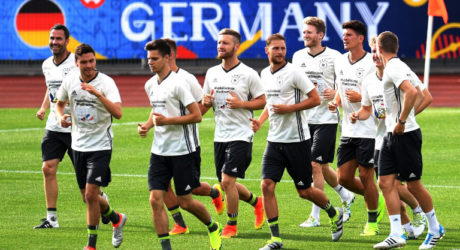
{"left": 0, "top": 107, "right": 459, "bottom": 249}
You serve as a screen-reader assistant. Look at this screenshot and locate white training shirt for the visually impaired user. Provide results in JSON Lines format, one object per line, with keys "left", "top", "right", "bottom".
{"left": 57, "top": 71, "right": 121, "bottom": 152}
{"left": 292, "top": 47, "right": 341, "bottom": 124}
{"left": 382, "top": 58, "right": 420, "bottom": 133}
{"left": 335, "top": 52, "right": 375, "bottom": 138}
{"left": 176, "top": 68, "right": 203, "bottom": 148}
{"left": 362, "top": 72, "right": 386, "bottom": 150}
{"left": 145, "top": 71, "right": 198, "bottom": 156}
{"left": 260, "top": 62, "right": 315, "bottom": 143}
{"left": 203, "top": 62, "right": 265, "bottom": 142}
{"left": 42, "top": 53, "right": 77, "bottom": 133}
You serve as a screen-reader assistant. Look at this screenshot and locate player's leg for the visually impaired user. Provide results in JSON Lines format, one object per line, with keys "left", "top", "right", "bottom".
{"left": 164, "top": 182, "right": 189, "bottom": 235}
{"left": 397, "top": 180, "right": 425, "bottom": 239}
{"left": 336, "top": 138, "right": 365, "bottom": 195}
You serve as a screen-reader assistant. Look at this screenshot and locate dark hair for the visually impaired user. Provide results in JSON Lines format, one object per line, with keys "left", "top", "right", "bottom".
{"left": 266, "top": 33, "right": 285, "bottom": 46}
{"left": 218, "top": 28, "right": 241, "bottom": 44}
{"left": 378, "top": 31, "right": 399, "bottom": 54}
{"left": 75, "top": 43, "right": 95, "bottom": 60}
{"left": 50, "top": 24, "right": 69, "bottom": 39}
{"left": 162, "top": 38, "right": 177, "bottom": 53}
{"left": 144, "top": 39, "right": 171, "bottom": 56}
{"left": 342, "top": 20, "right": 367, "bottom": 38}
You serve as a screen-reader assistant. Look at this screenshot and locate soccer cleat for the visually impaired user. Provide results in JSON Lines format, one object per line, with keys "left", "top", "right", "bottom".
{"left": 254, "top": 197, "right": 265, "bottom": 229}
{"left": 208, "top": 222, "right": 222, "bottom": 250}
{"left": 221, "top": 224, "right": 237, "bottom": 238}
{"left": 404, "top": 226, "right": 416, "bottom": 240}
{"left": 342, "top": 193, "right": 355, "bottom": 222}
{"left": 377, "top": 194, "right": 386, "bottom": 224}
{"left": 373, "top": 234, "right": 407, "bottom": 249}
{"left": 299, "top": 216, "right": 320, "bottom": 228}
{"left": 212, "top": 184, "right": 226, "bottom": 215}
{"left": 330, "top": 207, "right": 343, "bottom": 241}
{"left": 360, "top": 222, "right": 378, "bottom": 236}
{"left": 34, "top": 218, "right": 59, "bottom": 229}
{"left": 169, "top": 223, "right": 190, "bottom": 235}
{"left": 412, "top": 212, "right": 426, "bottom": 239}
{"left": 101, "top": 192, "right": 110, "bottom": 225}
{"left": 259, "top": 237, "right": 283, "bottom": 250}
{"left": 83, "top": 246, "right": 96, "bottom": 250}
{"left": 112, "top": 213, "right": 127, "bottom": 248}
{"left": 419, "top": 224, "right": 445, "bottom": 249}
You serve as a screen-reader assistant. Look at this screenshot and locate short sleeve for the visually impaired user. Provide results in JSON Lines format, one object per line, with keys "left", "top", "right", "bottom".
{"left": 104, "top": 77, "right": 121, "bottom": 103}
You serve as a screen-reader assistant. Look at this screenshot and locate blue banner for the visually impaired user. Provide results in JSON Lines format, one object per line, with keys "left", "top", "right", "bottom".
{"left": 2, "top": 0, "right": 460, "bottom": 60}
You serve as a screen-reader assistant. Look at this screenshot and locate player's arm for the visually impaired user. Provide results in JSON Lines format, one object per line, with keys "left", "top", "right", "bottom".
{"left": 272, "top": 88, "right": 320, "bottom": 114}
{"left": 328, "top": 88, "right": 342, "bottom": 112}
{"left": 250, "top": 106, "right": 269, "bottom": 133}
{"left": 350, "top": 105, "right": 372, "bottom": 123}
{"left": 394, "top": 80, "right": 417, "bottom": 135}
{"left": 138, "top": 109, "right": 155, "bottom": 138}
{"left": 81, "top": 83, "right": 122, "bottom": 119}
{"left": 55, "top": 100, "right": 71, "bottom": 128}
{"left": 226, "top": 92, "right": 266, "bottom": 110}
{"left": 36, "top": 89, "right": 50, "bottom": 120}
{"left": 153, "top": 102, "right": 202, "bottom": 126}
{"left": 415, "top": 88, "right": 432, "bottom": 115}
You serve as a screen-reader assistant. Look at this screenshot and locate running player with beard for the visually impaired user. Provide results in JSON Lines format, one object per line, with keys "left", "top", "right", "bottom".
{"left": 202, "top": 28, "right": 266, "bottom": 239}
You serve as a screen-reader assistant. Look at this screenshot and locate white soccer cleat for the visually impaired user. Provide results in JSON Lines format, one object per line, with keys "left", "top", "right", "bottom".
{"left": 299, "top": 216, "right": 320, "bottom": 228}
{"left": 342, "top": 193, "right": 355, "bottom": 223}
{"left": 419, "top": 224, "right": 445, "bottom": 249}
{"left": 412, "top": 212, "right": 426, "bottom": 239}
{"left": 112, "top": 213, "right": 127, "bottom": 248}
{"left": 373, "top": 234, "right": 406, "bottom": 249}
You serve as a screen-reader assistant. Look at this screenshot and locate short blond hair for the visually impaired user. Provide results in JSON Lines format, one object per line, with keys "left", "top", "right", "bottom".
{"left": 303, "top": 16, "right": 326, "bottom": 34}
{"left": 368, "top": 36, "right": 377, "bottom": 48}
{"left": 266, "top": 33, "right": 285, "bottom": 46}
{"left": 378, "top": 31, "right": 399, "bottom": 54}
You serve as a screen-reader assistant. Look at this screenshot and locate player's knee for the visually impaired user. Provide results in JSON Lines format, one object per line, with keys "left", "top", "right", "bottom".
{"left": 42, "top": 162, "right": 57, "bottom": 177}
{"left": 378, "top": 178, "right": 391, "bottom": 191}
{"left": 177, "top": 198, "right": 192, "bottom": 211}
{"left": 261, "top": 180, "right": 275, "bottom": 194}
{"left": 221, "top": 178, "right": 235, "bottom": 191}
{"left": 84, "top": 190, "right": 99, "bottom": 203}
{"left": 297, "top": 188, "right": 313, "bottom": 200}
{"left": 149, "top": 194, "right": 163, "bottom": 210}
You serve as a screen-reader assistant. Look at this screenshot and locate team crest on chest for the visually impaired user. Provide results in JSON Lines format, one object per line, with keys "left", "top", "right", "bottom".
{"left": 276, "top": 76, "right": 283, "bottom": 85}
{"left": 356, "top": 68, "right": 365, "bottom": 78}
{"left": 319, "top": 59, "right": 328, "bottom": 69}
{"left": 231, "top": 74, "right": 241, "bottom": 85}
{"left": 62, "top": 67, "right": 72, "bottom": 77}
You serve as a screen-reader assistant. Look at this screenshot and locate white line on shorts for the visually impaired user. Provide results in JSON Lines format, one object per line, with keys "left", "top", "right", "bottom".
{"left": 0, "top": 169, "right": 459, "bottom": 188}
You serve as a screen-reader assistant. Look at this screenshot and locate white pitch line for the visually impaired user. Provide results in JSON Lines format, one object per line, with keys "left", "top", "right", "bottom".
{"left": 0, "top": 118, "right": 212, "bottom": 133}
{"left": 1, "top": 169, "right": 459, "bottom": 188}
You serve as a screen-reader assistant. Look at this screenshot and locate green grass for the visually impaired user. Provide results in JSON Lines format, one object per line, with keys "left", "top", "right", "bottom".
{"left": 0, "top": 107, "right": 459, "bottom": 249}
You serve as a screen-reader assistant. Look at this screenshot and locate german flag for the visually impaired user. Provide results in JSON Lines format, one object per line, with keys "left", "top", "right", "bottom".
{"left": 16, "top": 0, "right": 64, "bottom": 47}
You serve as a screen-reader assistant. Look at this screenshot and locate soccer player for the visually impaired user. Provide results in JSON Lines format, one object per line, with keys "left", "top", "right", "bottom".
{"left": 34, "top": 24, "right": 76, "bottom": 229}
{"left": 251, "top": 34, "right": 343, "bottom": 250}
{"left": 160, "top": 38, "right": 225, "bottom": 236}
{"left": 137, "top": 39, "right": 222, "bottom": 250}
{"left": 328, "top": 20, "right": 384, "bottom": 236}
{"left": 352, "top": 36, "right": 430, "bottom": 242}
{"left": 372, "top": 31, "right": 444, "bottom": 249}
{"left": 201, "top": 28, "right": 266, "bottom": 238}
{"left": 292, "top": 16, "right": 355, "bottom": 227}
{"left": 55, "top": 44, "right": 126, "bottom": 250}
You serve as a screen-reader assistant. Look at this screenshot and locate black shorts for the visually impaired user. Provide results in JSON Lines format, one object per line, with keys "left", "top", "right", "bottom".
{"left": 148, "top": 152, "right": 200, "bottom": 196}
{"left": 337, "top": 137, "right": 375, "bottom": 168}
{"left": 41, "top": 130, "right": 73, "bottom": 163}
{"left": 261, "top": 140, "right": 313, "bottom": 190}
{"left": 310, "top": 124, "right": 337, "bottom": 164}
{"left": 379, "top": 129, "right": 423, "bottom": 182}
{"left": 73, "top": 150, "right": 112, "bottom": 189}
{"left": 214, "top": 141, "right": 252, "bottom": 182}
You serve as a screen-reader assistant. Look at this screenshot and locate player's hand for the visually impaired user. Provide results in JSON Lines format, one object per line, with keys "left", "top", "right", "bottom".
{"left": 393, "top": 123, "right": 405, "bottom": 135}
{"left": 249, "top": 118, "right": 261, "bottom": 132}
{"left": 328, "top": 101, "right": 338, "bottom": 112}
{"left": 202, "top": 89, "right": 214, "bottom": 108}
{"left": 322, "top": 88, "right": 336, "bottom": 101}
{"left": 271, "top": 104, "right": 291, "bottom": 114}
{"left": 36, "top": 108, "right": 46, "bottom": 120}
{"left": 81, "top": 83, "right": 101, "bottom": 97}
{"left": 350, "top": 112, "right": 359, "bottom": 124}
{"left": 137, "top": 123, "right": 150, "bottom": 138}
{"left": 345, "top": 90, "right": 361, "bottom": 103}
{"left": 59, "top": 114, "right": 72, "bottom": 128}
{"left": 226, "top": 91, "right": 242, "bottom": 109}
{"left": 152, "top": 112, "right": 168, "bottom": 126}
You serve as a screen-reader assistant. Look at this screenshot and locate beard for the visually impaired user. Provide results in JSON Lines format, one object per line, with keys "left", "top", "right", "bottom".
{"left": 217, "top": 46, "right": 237, "bottom": 59}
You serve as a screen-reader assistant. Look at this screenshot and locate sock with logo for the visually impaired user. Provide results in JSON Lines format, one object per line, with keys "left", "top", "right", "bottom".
{"left": 87, "top": 225, "right": 98, "bottom": 248}
{"left": 158, "top": 233, "right": 171, "bottom": 250}
{"left": 389, "top": 214, "right": 403, "bottom": 236}
{"left": 268, "top": 217, "right": 280, "bottom": 238}
{"left": 209, "top": 187, "right": 220, "bottom": 199}
{"left": 368, "top": 209, "right": 378, "bottom": 223}
{"left": 46, "top": 208, "right": 58, "bottom": 224}
{"left": 168, "top": 205, "right": 186, "bottom": 228}
{"left": 103, "top": 206, "right": 120, "bottom": 225}
{"left": 227, "top": 212, "right": 238, "bottom": 226}
{"left": 425, "top": 209, "right": 440, "bottom": 234}
{"left": 321, "top": 201, "right": 337, "bottom": 218}
{"left": 206, "top": 218, "right": 218, "bottom": 233}
{"left": 245, "top": 193, "right": 258, "bottom": 207}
